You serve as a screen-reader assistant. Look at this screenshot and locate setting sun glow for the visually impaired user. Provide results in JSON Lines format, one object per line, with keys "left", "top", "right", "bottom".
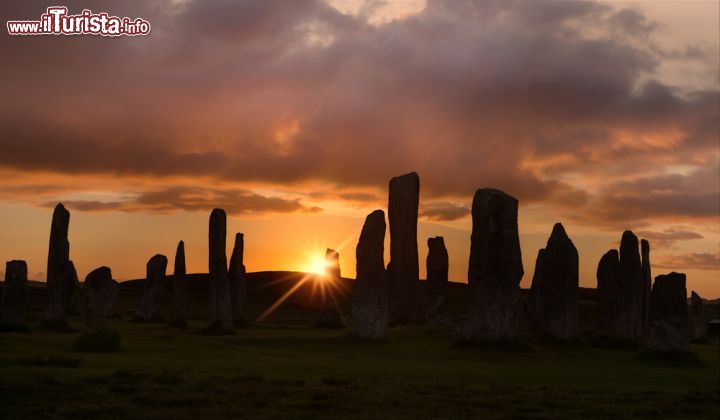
{"left": 305, "top": 255, "right": 329, "bottom": 278}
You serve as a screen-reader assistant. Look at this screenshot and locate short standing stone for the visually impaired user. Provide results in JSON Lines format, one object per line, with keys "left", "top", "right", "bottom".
{"left": 1, "top": 260, "right": 28, "bottom": 326}
{"left": 315, "top": 248, "right": 344, "bottom": 328}
{"left": 617, "top": 231, "right": 643, "bottom": 340}
{"left": 351, "top": 210, "right": 389, "bottom": 339}
{"left": 648, "top": 272, "right": 689, "bottom": 352}
{"left": 208, "top": 209, "right": 233, "bottom": 332}
{"left": 596, "top": 250, "right": 620, "bottom": 336}
{"left": 425, "top": 237, "right": 449, "bottom": 325}
{"left": 83, "top": 267, "right": 119, "bottom": 334}
{"left": 689, "top": 291, "right": 707, "bottom": 340}
{"left": 172, "top": 241, "right": 187, "bottom": 327}
{"left": 134, "top": 254, "right": 167, "bottom": 322}
{"left": 46, "top": 203, "right": 75, "bottom": 325}
{"left": 228, "top": 233, "right": 247, "bottom": 326}
{"left": 529, "top": 223, "right": 578, "bottom": 340}
{"left": 641, "top": 239, "right": 651, "bottom": 339}
{"left": 456, "top": 189, "right": 524, "bottom": 343}
{"left": 387, "top": 172, "right": 421, "bottom": 325}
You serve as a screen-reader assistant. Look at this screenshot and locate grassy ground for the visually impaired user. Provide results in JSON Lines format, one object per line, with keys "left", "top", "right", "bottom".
{"left": 1, "top": 318, "right": 718, "bottom": 419}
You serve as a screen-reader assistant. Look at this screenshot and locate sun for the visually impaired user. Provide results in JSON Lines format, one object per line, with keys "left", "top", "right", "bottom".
{"left": 305, "top": 255, "right": 329, "bottom": 278}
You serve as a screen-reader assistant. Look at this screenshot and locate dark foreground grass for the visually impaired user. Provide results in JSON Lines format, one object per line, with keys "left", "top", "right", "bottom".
{"left": 0, "top": 318, "right": 718, "bottom": 419}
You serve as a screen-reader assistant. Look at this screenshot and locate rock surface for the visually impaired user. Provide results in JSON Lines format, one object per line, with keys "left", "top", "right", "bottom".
{"left": 315, "top": 248, "right": 344, "bottom": 328}
{"left": 134, "top": 254, "right": 167, "bottom": 322}
{"left": 689, "top": 291, "right": 706, "bottom": 340}
{"left": 456, "top": 189, "right": 523, "bottom": 342}
{"left": 172, "top": 241, "right": 187, "bottom": 327}
{"left": 596, "top": 249, "right": 621, "bottom": 336}
{"left": 208, "top": 209, "right": 233, "bottom": 332}
{"left": 46, "top": 203, "right": 76, "bottom": 325}
{"left": 351, "top": 210, "right": 389, "bottom": 339}
{"left": 228, "top": 233, "right": 247, "bottom": 326}
{"left": 387, "top": 172, "right": 421, "bottom": 325}
{"left": 83, "top": 267, "right": 119, "bottom": 334}
{"left": 617, "top": 231, "right": 644, "bottom": 341}
{"left": 1, "top": 260, "right": 28, "bottom": 326}
{"left": 425, "top": 236, "right": 449, "bottom": 325}
{"left": 641, "top": 239, "right": 651, "bottom": 339}
{"left": 529, "top": 223, "right": 578, "bottom": 340}
{"left": 648, "top": 272, "right": 688, "bottom": 352}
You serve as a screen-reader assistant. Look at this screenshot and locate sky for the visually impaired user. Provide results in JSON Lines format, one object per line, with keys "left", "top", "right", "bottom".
{"left": 0, "top": 0, "right": 718, "bottom": 297}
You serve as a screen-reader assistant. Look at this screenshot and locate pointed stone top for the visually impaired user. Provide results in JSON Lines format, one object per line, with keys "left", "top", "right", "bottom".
{"left": 390, "top": 172, "right": 419, "bottom": 182}
{"left": 691, "top": 290, "right": 701, "bottom": 300}
{"left": 621, "top": 230, "right": 637, "bottom": 242}
{"left": 641, "top": 238, "right": 650, "bottom": 252}
{"left": 654, "top": 271, "right": 686, "bottom": 285}
{"left": 473, "top": 188, "right": 518, "bottom": 205}
{"left": 148, "top": 254, "right": 168, "bottom": 265}
{"left": 326, "top": 248, "right": 339, "bottom": 257}
{"left": 211, "top": 208, "right": 226, "bottom": 217}
{"left": 601, "top": 248, "right": 619, "bottom": 261}
{"left": 177, "top": 240, "right": 184, "bottom": 247}
{"left": 235, "top": 233, "right": 244, "bottom": 240}
{"left": 367, "top": 209, "right": 385, "bottom": 221}
{"left": 87, "top": 266, "right": 112, "bottom": 279}
{"left": 549, "top": 222, "right": 568, "bottom": 240}
{"left": 54, "top": 202, "right": 67, "bottom": 212}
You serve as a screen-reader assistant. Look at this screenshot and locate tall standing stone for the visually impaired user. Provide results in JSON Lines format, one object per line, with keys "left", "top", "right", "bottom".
{"left": 648, "top": 272, "right": 688, "bottom": 352}
{"left": 1, "top": 260, "right": 28, "bottom": 326}
{"left": 529, "top": 223, "right": 578, "bottom": 340}
{"left": 134, "top": 254, "right": 167, "bottom": 322}
{"left": 640, "top": 239, "right": 652, "bottom": 339}
{"left": 387, "top": 172, "right": 421, "bottom": 325}
{"left": 425, "top": 236, "right": 449, "bottom": 325}
{"left": 315, "top": 248, "right": 344, "bottom": 328}
{"left": 596, "top": 249, "right": 620, "bottom": 336}
{"left": 351, "top": 210, "right": 389, "bottom": 339}
{"left": 617, "top": 231, "right": 643, "bottom": 340}
{"left": 228, "top": 233, "right": 247, "bottom": 326}
{"left": 208, "top": 209, "right": 233, "bottom": 332}
{"left": 456, "top": 189, "right": 523, "bottom": 343}
{"left": 689, "top": 291, "right": 707, "bottom": 340}
{"left": 83, "top": 267, "right": 119, "bottom": 334}
{"left": 46, "top": 203, "right": 76, "bottom": 326}
{"left": 172, "top": 241, "right": 187, "bottom": 327}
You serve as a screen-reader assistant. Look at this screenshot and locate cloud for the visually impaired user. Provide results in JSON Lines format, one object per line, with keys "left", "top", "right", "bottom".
{"left": 0, "top": 0, "right": 716, "bottom": 231}
{"left": 636, "top": 228, "right": 704, "bottom": 249}
{"left": 43, "top": 186, "right": 322, "bottom": 216}
{"left": 420, "top": 201, "right": 470, "bottom": 221}
{"left": 655, "top": 253, "right": 720, "bottom": 271}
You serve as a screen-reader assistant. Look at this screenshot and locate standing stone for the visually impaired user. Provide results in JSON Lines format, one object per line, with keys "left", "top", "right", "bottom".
{"left": 172, "top": 241, "right": 187, "bottom": 327}
{"left": 134, "top": 254, "right": 167, "bottom": 322}
{"left": 425, "top": 236, "right": 449, "bottom": 325}
{"left": 83, "top": 267, "right": 119, "bottom": 334}
{"left": 529, "top": 223, "right": 578, "bottom": 340}
{"left": 456, "top": 189, "right": 524, "bottom": 343}
{"left": 596, "top": 250, "right": 620, "bottom": 336}
{"left": 351, "top": 210, "right": 389, "bottom": 339}
{"left": 640, "top": 239, "right": 651, "bottom": 340}
{"left": 46, "top": 203, "right": 76, "bottom": 326}
{"left": 387, "top": 172, "right": 421, "bottom": 325}
{"left": 228, "top": 233, "right": 247, "bottom": 326}
{"left": 617, "top": 231, "right": 643, "bottom": 341}
{"left": 208, "top": 209, "right": 233, "bottom": 332}
{"left": 315, "top": 248, "right": 344, "bottom": 328}
{"left": 689, "top": 291, "right": 707, "bottom": 340}
{"left": 648, "top": 272, "right": 688, "bottom": 352}
{"left": 1, "top": 260, "right": 28, "bottom": 326}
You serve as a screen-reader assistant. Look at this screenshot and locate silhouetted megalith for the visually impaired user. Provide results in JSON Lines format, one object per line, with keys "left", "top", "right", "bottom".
{"left": 172, "top": 241, "right": 187, "bottom": 327}
{"left": 228, "top": 233, "right": 247, "bottom": 326}
{"left": 46, "top": 203, "right": 76, "bottom": 325}
{"left": 596, "top": 249, "right": 620, "bottom": 336}
{"left": 617, "top": 231, "right": 644, "bottom": 341}
{"left": 689, "top": 291, "right": 706, "bottom": 340}
{"left": 1, "top": 260, "right": 28, "bottom": 326}
{"left": 648, "top": 272, "right": 688, "bottom": 352}
{"left": 315, "top": 248, "right": 344, "bottom": 328}
{"left": 641, "top": 239, "right": 651, "bottom": 339}
{"left": 134, "top": 254, "right": 167, "bottom": 322}
{"left": 208, "top": 209, "right": 233, "bottom": 333}
{"left": 351, "top": 210, "right": 389, "bottom": 339}
{"left": 83, "top": 267, "right": 119, "bottom": 334}
{"left": 529, "top": 223, "right": 578, "bottom": 340}
{"left": 387, "top": 172, "right": 421, "bottom": 325}
{"left": 425, "top": 236, "right": 449, "bottom": 325}
{"left": 456, "top": 189, "right": 523, "bottom": 343}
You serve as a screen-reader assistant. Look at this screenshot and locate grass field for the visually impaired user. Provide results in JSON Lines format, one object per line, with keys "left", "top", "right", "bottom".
{"left": 0, "top": 274, "right": 718, "bottom": 419}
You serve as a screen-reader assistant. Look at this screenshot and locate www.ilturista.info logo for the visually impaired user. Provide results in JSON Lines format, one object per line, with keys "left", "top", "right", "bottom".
{"left": 7, "top": 7, "right": 150, "bottom": 36}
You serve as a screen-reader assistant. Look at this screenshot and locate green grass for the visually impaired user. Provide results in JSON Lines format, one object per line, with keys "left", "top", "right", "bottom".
{"left": 0, "top": 317, "right": 718, "bottom": 419}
